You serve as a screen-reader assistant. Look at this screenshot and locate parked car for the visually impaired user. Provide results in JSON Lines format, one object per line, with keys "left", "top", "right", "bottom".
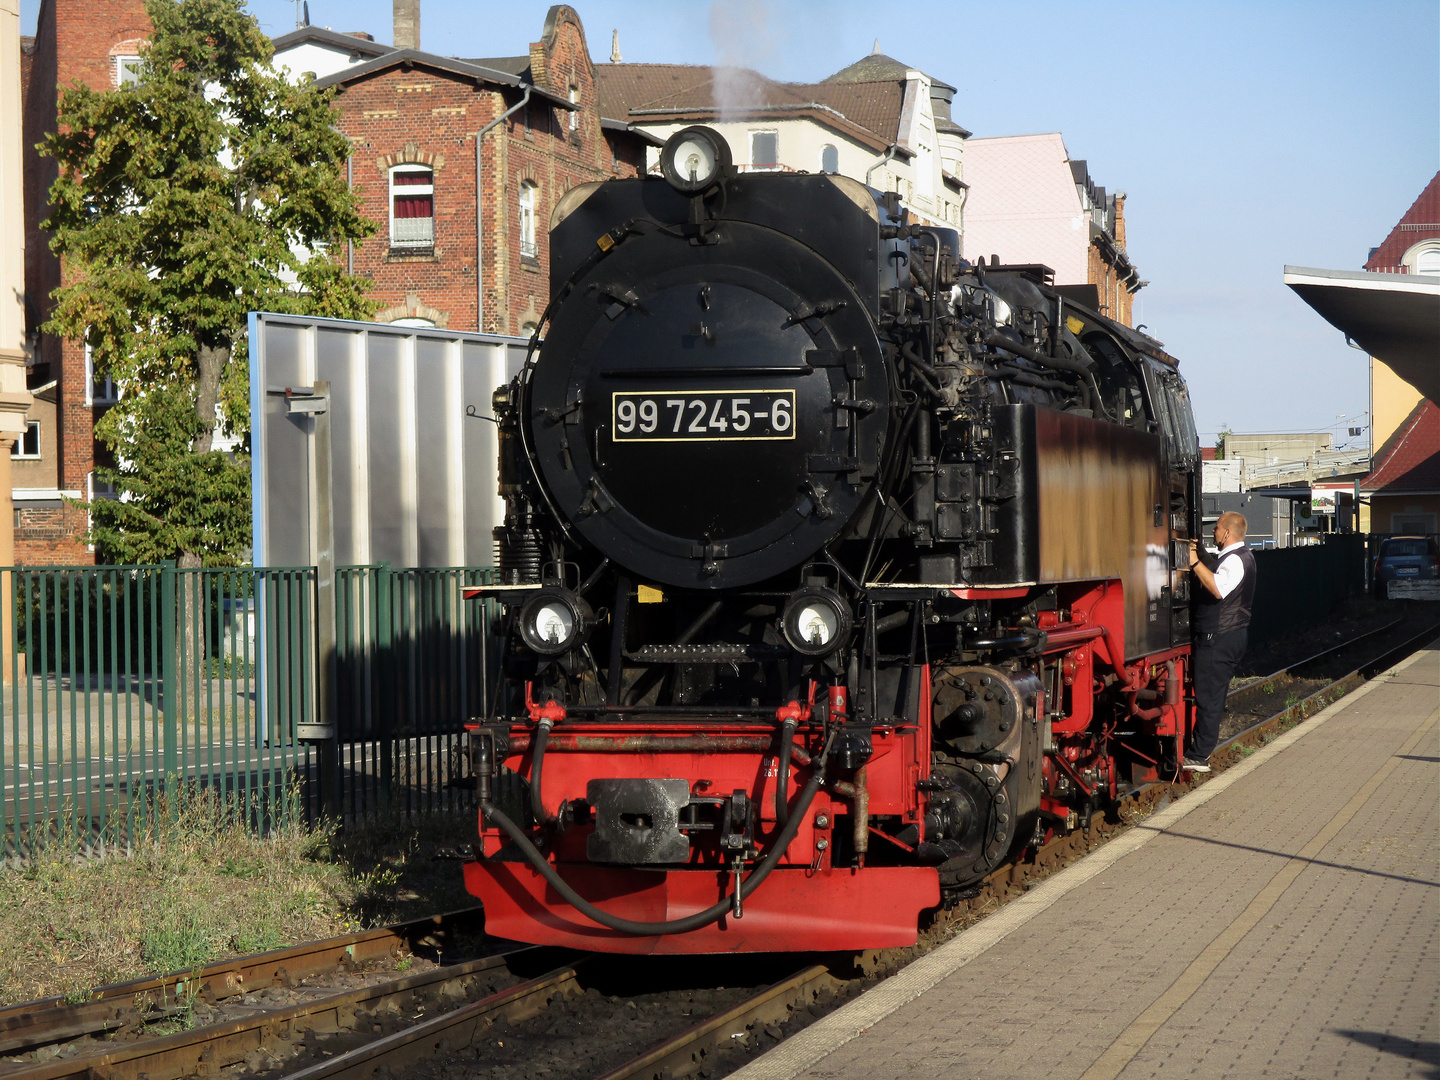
{"left": 1373, "top": 536, "right": 1440, "bottom": 597}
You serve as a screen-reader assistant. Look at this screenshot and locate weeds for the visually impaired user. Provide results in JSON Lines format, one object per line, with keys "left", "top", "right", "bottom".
{"left": 141, "top": 912, "right": 215, "bottom": 974}
{"left": 0, "top": 784, "right": 481, "bottom": 1007}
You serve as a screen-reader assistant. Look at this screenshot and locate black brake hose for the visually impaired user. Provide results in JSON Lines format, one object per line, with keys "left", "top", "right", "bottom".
{"left": 774, "top": 718, "right": 797, "bottom": 828}
{"left": 530, "top": 718, "right": 554, "bottom": 825}
{"left": 482, "top": 730, "right": 835, "bottom": 936}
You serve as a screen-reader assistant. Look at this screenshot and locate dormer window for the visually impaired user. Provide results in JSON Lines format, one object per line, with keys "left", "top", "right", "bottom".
{"left": 389, "top": 164, "right": 434, "bottom": 250}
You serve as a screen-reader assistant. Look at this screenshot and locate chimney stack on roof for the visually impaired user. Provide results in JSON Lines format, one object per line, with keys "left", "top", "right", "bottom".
{"left": 393, "top": 0, "right": 419, "bottom": 50}
{"left": 610, "top": 29, "right": 622, "bottom": 63}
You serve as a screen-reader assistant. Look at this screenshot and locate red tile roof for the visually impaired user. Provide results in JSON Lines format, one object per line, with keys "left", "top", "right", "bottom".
{"left": 1361, "top": 398, "right": 1440, "bottom": 494}
{"left": 593, "top": 61, "right": 907, "bottom": 151}
{"left": 1364, "top": 171, "right": 1440, "bottom": 272}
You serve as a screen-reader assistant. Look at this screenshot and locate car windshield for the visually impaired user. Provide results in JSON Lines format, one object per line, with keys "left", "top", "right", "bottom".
{"left": 1381, "top": 539, "right": 1431, "bottom": 557}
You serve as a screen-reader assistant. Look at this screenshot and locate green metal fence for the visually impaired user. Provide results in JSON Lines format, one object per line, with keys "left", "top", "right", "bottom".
{"left": 4, "top": 540, "right": 1364, "bottom": 861}
{"left": 1, "top": 564, "right": 498, "bottom": 863}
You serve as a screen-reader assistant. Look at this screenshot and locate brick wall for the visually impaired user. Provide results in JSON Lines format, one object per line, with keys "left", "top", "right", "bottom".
{"left": 20, "top": 0, "right": 152, "bottom": 564}
{"left": 15, "top": 505, "right": 91, "bottom": 564}
{"left": 331, "top": 5, "right": 646, "bottom": 336}
{"left": 1085, "top": 196, "right": 1135, "bottom": 328}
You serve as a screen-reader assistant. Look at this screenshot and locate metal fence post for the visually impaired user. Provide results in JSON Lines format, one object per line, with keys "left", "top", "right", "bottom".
{"left": 376, "top": 562, "right": 393, "bottom": 814}
{"left": 309, "top": 382, "right": 339, "bottom": 818}
{"left": 160, "top": 560, "right": 177, "bottom": 797}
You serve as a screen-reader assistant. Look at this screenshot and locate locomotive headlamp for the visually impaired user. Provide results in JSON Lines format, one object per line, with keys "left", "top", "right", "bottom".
{"left": 781, "top": 587, "right": 852, "bottom": 656}
{"left": 661, "top": 126, "right": 732, "bottom": 194}
{"left": 519, "top": 588, "right": 593, "bottom": 656}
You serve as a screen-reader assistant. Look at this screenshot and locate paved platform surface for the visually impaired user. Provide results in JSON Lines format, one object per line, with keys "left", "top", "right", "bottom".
{"left": 735, "top": 642, "right": 1440, "bottom": 1080}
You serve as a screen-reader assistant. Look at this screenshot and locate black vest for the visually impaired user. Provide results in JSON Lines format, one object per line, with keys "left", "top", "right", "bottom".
{"left": 1193, "top": 545, "right": 1256, "bottom": 635}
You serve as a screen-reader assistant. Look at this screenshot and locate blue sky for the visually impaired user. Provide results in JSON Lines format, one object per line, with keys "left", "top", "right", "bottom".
{"left": 23, "top": 0, "right": 1439, "bottom": 449}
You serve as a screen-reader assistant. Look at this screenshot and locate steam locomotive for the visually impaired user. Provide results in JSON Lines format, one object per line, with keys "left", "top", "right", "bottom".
{"left": 463, "top": 126, "right": 1201, "bottom": 953}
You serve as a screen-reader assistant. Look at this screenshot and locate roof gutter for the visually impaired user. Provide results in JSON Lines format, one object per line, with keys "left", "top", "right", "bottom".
{"left": 475, "top": 85, "right": 531, "bottom": 331}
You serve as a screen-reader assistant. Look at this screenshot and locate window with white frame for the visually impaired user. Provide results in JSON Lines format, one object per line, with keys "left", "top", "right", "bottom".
{"left": 750, "top": 131, "right": 779, "bottom": 171}
{"left": 115, "top": 55, "right": 142, "bottom": 87}
{"left": 569, "top": 87, "right": 578, "bottom": 131}
{"left": 1414, "top": 244, "right": 1440, "bottom": 277}
{"left": 820, "top": 144, "right": 839, "bottom": 174}
{"left": 84, "top": 341, "right": 118, "bottom": 405}
{"left": 88, "top": 471, "right": 117, "bottom": 500}
{"left": 389, "top": 164, "right": 434, "bottom": 248}
{"left": 10, "top": 422, "right": 40, "bottom": 459}
{"left": 519, "top": 181, "right": 538, "bottom": 260}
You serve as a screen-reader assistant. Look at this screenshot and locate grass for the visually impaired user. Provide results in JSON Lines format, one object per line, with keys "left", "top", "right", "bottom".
{"left": 0, "top": 786, "right": 480, "bottom": 1008}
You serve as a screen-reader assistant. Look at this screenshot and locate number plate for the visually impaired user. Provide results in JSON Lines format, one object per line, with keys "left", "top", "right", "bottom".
{"left": 611, "top": 390, "right": 796, "bottom": 442}
{"left": 1396, "top": 567, "right": 1419, "bottom": 576}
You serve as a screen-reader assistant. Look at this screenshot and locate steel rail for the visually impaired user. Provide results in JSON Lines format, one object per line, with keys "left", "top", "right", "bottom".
{"left": 279, "top": 960, "right": 586, "bottom": 1080}
{"left": 0, "top": 907, "right": 485, "bottom": 1055}
{"left": 2, "top": 951, "right": 566, "bottom": 1080}
{"left": 981, "top": 621, "right": 1440, "bottom": 890}
{"left": 1226, "top": 615, "right": 1407, "bottom": 701}
{"left": 591, "top": 965, "right": 837, "bottom": 1080}
{"left": 1215, "top": 621, "right": 1440, "bottom": 758}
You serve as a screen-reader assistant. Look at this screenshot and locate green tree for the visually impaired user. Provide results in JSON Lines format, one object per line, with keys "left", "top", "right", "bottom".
{"left": 42, "top": 0, "right": 376, "bottom": 566}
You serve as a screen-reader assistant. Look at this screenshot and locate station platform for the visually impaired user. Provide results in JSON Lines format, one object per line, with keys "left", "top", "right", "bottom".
{"left": 735, "top": 642, "right": 1440, "bottom": 1080}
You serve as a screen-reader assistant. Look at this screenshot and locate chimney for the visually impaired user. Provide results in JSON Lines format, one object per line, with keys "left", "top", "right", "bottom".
{"left": 393, "top": 0, "right": 419, "bottom": 50}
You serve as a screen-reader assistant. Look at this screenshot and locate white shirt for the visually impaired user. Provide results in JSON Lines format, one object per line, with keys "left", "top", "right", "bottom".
{"left": 1211, "top": 541, "right": 1248, "bottom": 600}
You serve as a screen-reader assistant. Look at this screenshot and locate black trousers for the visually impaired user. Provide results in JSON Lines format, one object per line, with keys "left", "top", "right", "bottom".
{"left": 1191, "top": 628, "right": 1248, "bottom": 758}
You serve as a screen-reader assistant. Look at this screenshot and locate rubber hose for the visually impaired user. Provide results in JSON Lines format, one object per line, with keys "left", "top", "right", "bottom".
{"left": 530, "top": 720, "right": 553, "bottom": 825}
{"left": 482, "top": 731, "right": 834, "bottom": 936}
{"left": 775, "top": 719, "right": 797, "bottom": 828}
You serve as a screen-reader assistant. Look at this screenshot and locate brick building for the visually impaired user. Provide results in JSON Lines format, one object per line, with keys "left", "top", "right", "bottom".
{"left": 17, "top": 1, "right": 656, "bottom": 564}
{"left": 18, "top": 0, "right": 151, "bottom": 564}
{"left": 292, "top": 5, "right": 659, "bottom": 335}
{"left": 960, "top": 133, "right": 1142, "bottom": 327}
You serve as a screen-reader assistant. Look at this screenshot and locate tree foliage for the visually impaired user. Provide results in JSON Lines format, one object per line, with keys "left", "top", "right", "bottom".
{"left": 43, "top": 0, "right": 376, "bottom": 565}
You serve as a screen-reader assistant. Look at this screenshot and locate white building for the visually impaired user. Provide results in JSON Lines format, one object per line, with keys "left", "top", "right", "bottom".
{"left": 596, "top": 49, "right": 969, "bottom": 231}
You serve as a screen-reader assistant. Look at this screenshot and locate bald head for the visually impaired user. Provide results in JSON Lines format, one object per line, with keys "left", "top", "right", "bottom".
{"left": 1216, "top": 512, "right": 1247, "bottom": 544}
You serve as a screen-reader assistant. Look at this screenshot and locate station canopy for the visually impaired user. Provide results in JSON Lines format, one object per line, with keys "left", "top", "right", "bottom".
{"left": 1283, "top": 266, "right": 1440, "bottom": 403}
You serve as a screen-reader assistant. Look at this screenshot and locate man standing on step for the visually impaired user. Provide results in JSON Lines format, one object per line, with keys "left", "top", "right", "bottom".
{"left": 1186, "top": 511, "right": 1257, "bottom": 773}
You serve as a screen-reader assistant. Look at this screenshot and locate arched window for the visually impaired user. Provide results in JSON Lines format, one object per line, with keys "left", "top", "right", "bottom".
{"left": 569, "top": 86, "right": 578, "bottom": 131}
{"left": 820, "top": 145, "right": 839, "bottom": 174}
{"left": 519, "top": 182, "right": 538, "bottom": 260}
{"left": 390, "top": 317, "right": 436, "bottom": 328}
{"left": 389, "top": 164, "right": 434, "bottom": 249}
{"left": 1415, "top": 246, "right": 1440, "bottom": 277}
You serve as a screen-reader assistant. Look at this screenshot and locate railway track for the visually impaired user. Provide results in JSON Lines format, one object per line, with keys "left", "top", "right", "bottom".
{"left": 1214, "top": 618, "right": 1440, "bottom": 761}
{"left": 0, "top": 908, "right": 490, "bottom": 1059}
{"left": 5, "top": 621, "right": 1434, "bottom": 1080}
{"left": 975, "top": 616, "right": 1440, "bottom": 898}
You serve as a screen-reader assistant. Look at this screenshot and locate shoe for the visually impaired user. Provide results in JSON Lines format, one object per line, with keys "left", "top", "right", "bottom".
{"left": 1182, "top": 755, "right": 1212, "bottom": 773}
